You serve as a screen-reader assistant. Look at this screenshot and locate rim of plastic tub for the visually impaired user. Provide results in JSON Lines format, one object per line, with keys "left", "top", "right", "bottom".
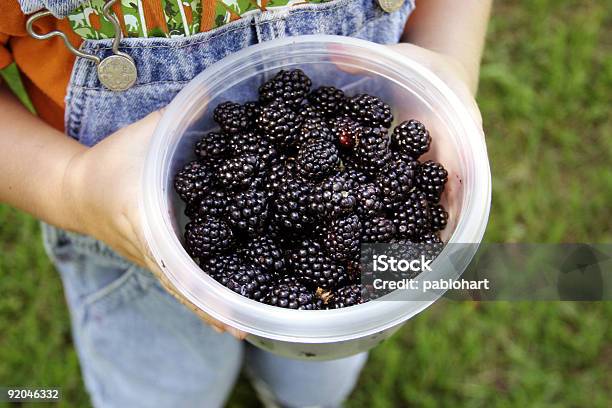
{"left": 141, "top": 35, "right": 492, "bottom": 343}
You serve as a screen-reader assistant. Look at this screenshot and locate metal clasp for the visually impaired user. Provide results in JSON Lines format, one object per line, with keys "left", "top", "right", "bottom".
{"left": 26, "top": 0, "right": 137, "bottom": 91}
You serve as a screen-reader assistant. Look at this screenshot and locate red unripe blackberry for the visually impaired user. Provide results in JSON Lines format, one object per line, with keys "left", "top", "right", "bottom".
{"left": 377, "top": 158, "right": 417, "bottom": 207}
{"left": 256, "top": 99, "right": 303, "bottom": 148}
{"left": 265, "top": 276, "right": 320, "bottom": 310}
{"left": 289, "top": 240, "right": 349, "bottom": 290}
{"left": 362, "top": 217, "right": 396, "bottom": 243}
{"left": 245, "top": 236, "right": 285, "bottom": 274}
{"left": 213, "top": 101, "right": 251, "bottom": 134}
{"left": 344, "top": 94, "right": 393, "bottom": 128}
{"left": 297, "top": 139, "right": 339, "bottom": 180}
{"left": 329, "top": 116, "right": 362, "bottom": 149}
{"left": 392, "top": 191, "right": 431, "bottom": 239}
{"left": 174, "top": 160, "right": 213, "bottom": 204}
{"left": 308, "top": 86, "right": 346, "bottom": 117}
{"left": 430, "top": 204, "right": 449, "bottom": 231}
{"left": 218, "top": 154, "right": 260, "bottom": 191}
{"left": 324, "top": 214, "right": 362, "bottom": 262}
{"left": 392, "top": 119, "right": 431, "bottom": 159}
{"left": 332, "top": 284, "right": 367, "bottom": 308}
{"left": 416, "top": 160, "right": 448, "bottom": 203}
{"left": 227, "top": 189, "right": 269, "bottom": 235}
{"left": 184, "top": 218, "right": 234, "bottom": 259}
{"left": 259, "top": 69, "right": 312, "bottom": 106}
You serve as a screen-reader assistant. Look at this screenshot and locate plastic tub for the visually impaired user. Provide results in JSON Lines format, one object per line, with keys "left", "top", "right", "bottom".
{"left": 141, "top": 35, "right": 491, "bottom": 360}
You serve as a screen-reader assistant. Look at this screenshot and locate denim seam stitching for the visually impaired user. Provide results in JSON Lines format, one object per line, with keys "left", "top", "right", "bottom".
{"left": 87, "top": 0, "right": 381, "bottom": 51}
{"left": 81, "top": 265, "right": 139, "bottom": 308}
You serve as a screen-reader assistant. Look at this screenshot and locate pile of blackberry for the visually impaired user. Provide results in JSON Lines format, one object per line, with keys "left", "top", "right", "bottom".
{"left": 174, "top": 69, "right": 449, "bottom": 310}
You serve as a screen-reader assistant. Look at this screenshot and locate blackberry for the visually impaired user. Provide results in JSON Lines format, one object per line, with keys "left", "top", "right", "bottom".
{"left": 174, "top": 160, "right": 213, "bottom": 204}
{"left": 227, "top": 189, "right": 269, "bottom": 235}
{"left": 194, "top": 131, "right": 228, "bottom": 163}
{"left": 218, "top": 154, "right": 259, "bottom": 190}
{"left": 256, "top": 100, "right": 303, "bottom": 148}
{"left": 297, "top": 119, "right": 336, "bottom": 146}
{"left": 392, "top": 119, "right": 431, "bottom": 159}
{"left": 264, "top": 159, "right": 296, "bottom": 196}
{"left": 377, "top": 158, "right": 417, "bottom": 207}
{"left": 213, "top": 101, "right": 250, "bottom": 134}
{"left": 202, "top": 253, "right": 243, "bottom": 280}
{"left": 361, "top": 217, "right": 396, "bottom": 243}
{"left": 392, "top": 191, "right": 431, "bottom": 239}
{"left": 289, "top": 240, "right": 348, "bottom": 289}
{"left": 245, "top": 236, "right": 285, "bottom": 274}
{"left": 417, "top": 231, "right": 444, "bottom": 261}
{"left": 345, "top": 168, "right": 369, "bottom": 185}
{"left": 218, "top": 264, "right": 273, "bottom": 301}
{"left": 329, "top": 116, "right": 362, "bottom": 149}
{"left": 184, "top": 189, "right": 228, "bottom": 219}
{"left": 297, "top": 139, "right": 339, "bottom": 180}
{"left": 324, "top": 214, "right": 362, "bottom": 262}
{"left": 259, "top": 69, "right": 312, "bottom": 106}
{"left": 310, "top": 172, "right": 357, "bottom": 219}
{"left": 308, "top": 86, "right": 346, "bottom": 117}
{"left": 353, "top": 127, "right": 391, "bottom": 177}
{"left": 332, "top": 284, "right": 367, "bottom": 308}
{"left": 343, "top": 94, "right": 393, "bottom": 128}
{"left": 430, "top": 204, "right": 449, "bottom": 231}
{"left": 272, "top": 177, "right": 313, "bottom": 232}
{"left": 184, "top": 218, "right": 234, "bottom": 258}
{"left": 355, "top": 182, "right": 383, "bottom": 218}
{"left": 230, "top": 131, "right": 278, "bottom": 168}
{"left": 265, "top": 276, "right": 320, "bottom": 310}
{"left": 243, "top": 101, "right": 260, "bottom": 122}
{"left": 416, "top": 160, "right": 448, "bottom": 203}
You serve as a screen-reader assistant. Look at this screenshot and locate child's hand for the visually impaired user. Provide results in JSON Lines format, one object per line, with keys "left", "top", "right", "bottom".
{"left": 63, "top": 111, "right": 246, "bottom": 340}
{"left": 386, "top": 43, "right": 483, "bottom": 128}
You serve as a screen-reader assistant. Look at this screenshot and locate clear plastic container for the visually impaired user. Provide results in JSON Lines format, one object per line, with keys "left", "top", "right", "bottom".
{"left": 141, "top": 35, "right": 491, "bottom": 360}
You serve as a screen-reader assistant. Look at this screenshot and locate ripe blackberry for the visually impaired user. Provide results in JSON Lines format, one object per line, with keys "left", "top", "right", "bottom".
{"left": 308, "top": 86, "right": 346, "bottom": 117}
{"left": 345, "top": 168, "right": 369, "bottom": 185}
{"left": 218, "top": 264, "right": 273, "bottom": 301}
{"left": 297, "top": 119, "right": 335, "bottom": 146}
{"left": 227, "top": 189, "right": 269, "bottom": 235}
{"left": 272, "top": 177, "right": 313, "bottom": 232}
{"left": 265, "top": 276, "right": 320, "bottom": 310}
{"left": 392, "top": 119, "right": 431, "bottom": 159}
{"left": 310, "top": 172, "right": 357, "bottom": 219}
{"left": 194, "top": 131, "right": 228, "bottom": 163}
{"left": 263, "top": 159, "right": 296, "bottom": 197}
{"left": 392, "top": 191, "right": 431, "bottom": 239}
{"left": 430, "top": 204, "right": 449, "bottom": 231}
{"left": 289, "top": 240, "right": 348, "bottom": 289}
{"left": 184, "top": 189, "right": 228, "bottom": 220}
{"left": 230, "top": 131, "right": 278, "bottom": 168}
{"left": 297, "top": 139, "right": 339, "bottom": 180}
{"left": 353, "top": 127, "right": 391, "bottom": 177}
{"left": 218, "top": 154, "right": 259, "bottom": 190}
{"left": 324, "top": 214, "right": 362, "bottom": 262}
{"left": 329, "top": 116, "right": 362, "bottom": 149}
{"left": 377, "top": 158, "right": 417, "bottom": 207}
{"left": 256, "top": 100, "right": 303, "bottom": 148}
{"left": 259, "top": 69, "right": 312, "bottom": 106}
{"left": 213, "top": 101, "right": 250, "bottom": 134}
{"left": 355, "top": 182, "right": 383, "bottom": 218}
{"left": 243, "top": 101, "right": 260, "bottom": 122}
{"left": 202, "top": 253, "right": 243, "bottom": 280}
{"left": 245, "top": 236, "right": 285, "bottom": 274}
{"left": 174, "top": 160, "right": 213, "bottom": 204}
{"left": 417, "top": 231, "right": 444, "bottom": 261}
{"left": 343, "top": 94, "right": 393, "bottom": 128}
{"left": 184, "top": 218, "right": 234, "bottom": 258}
{"left": 332, "top": 284, "right": 367, "bottom": 308}
{"left": 416, "top": 160, "right": 448, "bottom": 203}
{"left": 362, "top": 217, "right": 396, "bottom": 243}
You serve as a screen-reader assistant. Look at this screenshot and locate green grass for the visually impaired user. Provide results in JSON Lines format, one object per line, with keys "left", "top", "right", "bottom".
{"left": 1, "top": 0, "right": 611, "bottom": 406}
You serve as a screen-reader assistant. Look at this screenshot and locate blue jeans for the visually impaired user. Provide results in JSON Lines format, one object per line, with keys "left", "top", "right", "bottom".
{"left": 29, "top": 0, "right": 415, "bottom": 406}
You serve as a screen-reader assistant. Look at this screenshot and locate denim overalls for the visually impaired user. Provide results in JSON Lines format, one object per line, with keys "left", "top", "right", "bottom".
{"left": 20, "top": 0, "right": 415, "bottom": 406}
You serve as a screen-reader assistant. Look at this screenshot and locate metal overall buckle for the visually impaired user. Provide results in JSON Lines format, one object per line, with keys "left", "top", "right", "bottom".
{"left": 25, "top": 0, "right": 137, "bottom": 92}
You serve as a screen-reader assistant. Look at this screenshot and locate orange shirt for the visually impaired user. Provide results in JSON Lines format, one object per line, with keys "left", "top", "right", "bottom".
{"left": 0, "top": 1, "right": 80, "bottom": 130}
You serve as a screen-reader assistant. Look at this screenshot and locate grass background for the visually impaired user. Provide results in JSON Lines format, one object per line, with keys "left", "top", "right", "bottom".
{"left": 1, "top": 0, "right": 611, "bottom": 406}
